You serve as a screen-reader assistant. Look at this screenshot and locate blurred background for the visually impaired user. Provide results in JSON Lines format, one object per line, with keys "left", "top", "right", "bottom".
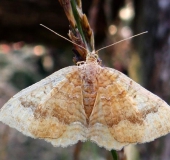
{"left": 0, "top": 0, "right": 170, "bottom": 160}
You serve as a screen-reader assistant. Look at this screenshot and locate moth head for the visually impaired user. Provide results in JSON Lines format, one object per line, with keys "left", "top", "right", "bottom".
{"left": 86, "top": 51, "right": 98, "bottom": 63}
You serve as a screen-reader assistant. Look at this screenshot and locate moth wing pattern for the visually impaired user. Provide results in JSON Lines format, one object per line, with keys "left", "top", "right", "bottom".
{"left": 1, "top": 63, "right": 170, "bottom": 150}
{"left": 88, "top": 67, "right": 170, "bottom": 150}
{"left": 0, "top": 66, "right": 87, "bottom": 147}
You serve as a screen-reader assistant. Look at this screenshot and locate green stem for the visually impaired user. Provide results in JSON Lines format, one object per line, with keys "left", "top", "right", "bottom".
{"left": 70, "top": 0, "right": 86, "bottom": 46}
{"left": 111, "top": 150, "right": 119, "bottom": 160}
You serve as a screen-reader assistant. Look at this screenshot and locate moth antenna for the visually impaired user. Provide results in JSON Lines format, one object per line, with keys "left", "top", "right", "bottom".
{"left": 96, "top": 31, "right": 148, "bottom": 53}
{"left": 40, "top": 24, "right": 87, "bottom": 51}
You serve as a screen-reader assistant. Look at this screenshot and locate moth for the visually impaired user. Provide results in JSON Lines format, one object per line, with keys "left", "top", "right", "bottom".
{"left": 0, "top": 26, "right": 170, "bottom": 151}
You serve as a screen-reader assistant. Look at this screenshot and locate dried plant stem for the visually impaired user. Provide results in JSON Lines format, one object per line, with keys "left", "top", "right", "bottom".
{"left": 58, "top": 0, "right": 95, "bottom": 63}
{"left": 70, "top": 0, "right": 86, "bottom": 45}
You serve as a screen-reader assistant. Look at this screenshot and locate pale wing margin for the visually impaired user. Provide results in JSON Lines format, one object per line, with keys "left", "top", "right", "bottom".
{"left": 0, "top": 66, "right": 78, "bottom": 138}
{"left": 105, "top": 67, "right": 170, "bottom": 144}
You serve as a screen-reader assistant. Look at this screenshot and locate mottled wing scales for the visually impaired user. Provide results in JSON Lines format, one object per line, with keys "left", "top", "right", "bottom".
{"left": 89, "top": 67, "right": 170, "bottom": 150}
{"left": 89, "top": 91, "right": 128, "bottom": 150}
{"left": 0, "top": 66, "right": 87, "bottom": 147}
{"left": 1, "top": 62, "right": 170, "bottom": 150}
